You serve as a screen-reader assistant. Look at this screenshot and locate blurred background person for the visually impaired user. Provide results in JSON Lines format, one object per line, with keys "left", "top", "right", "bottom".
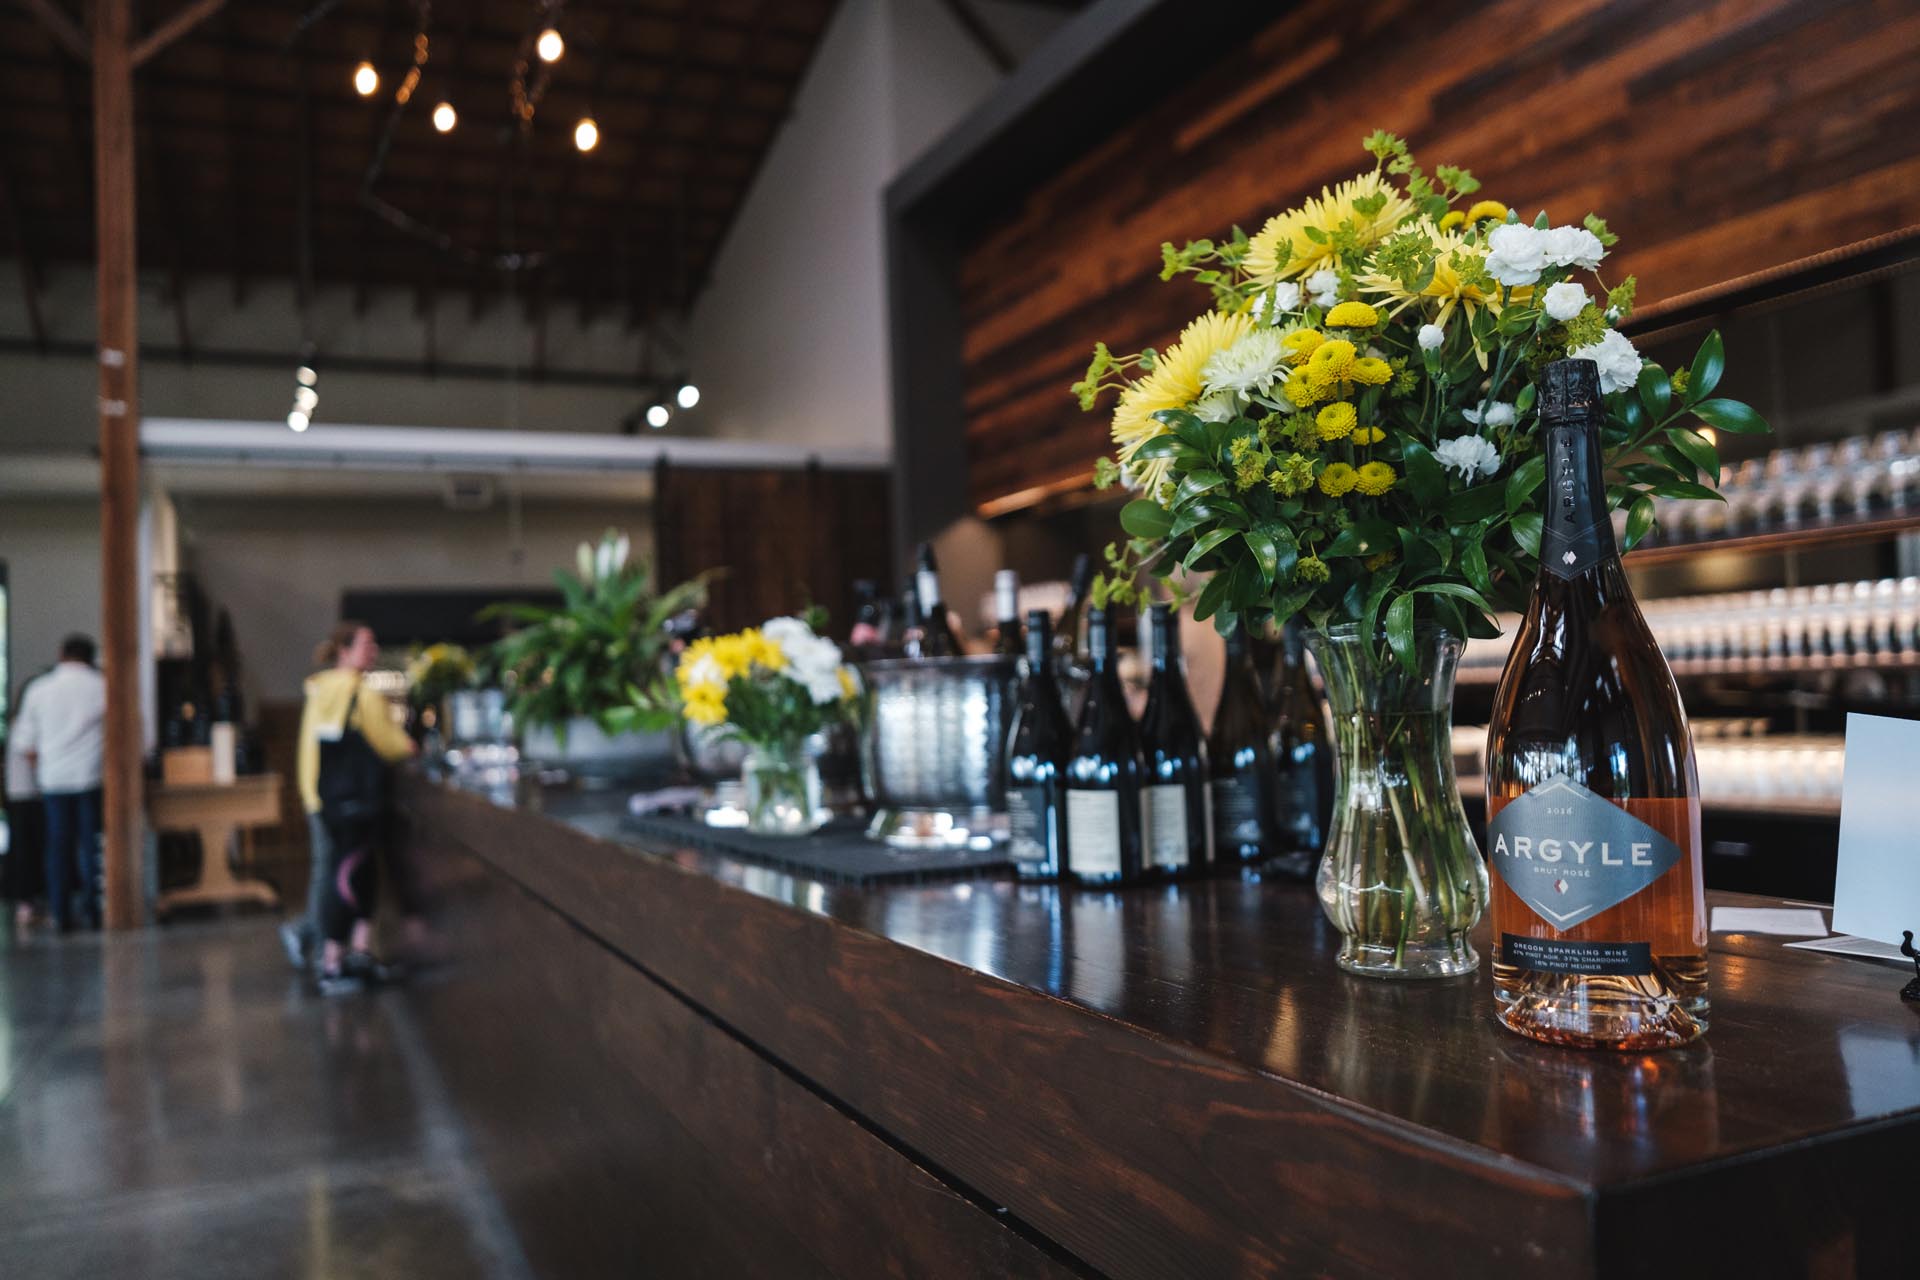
{"left": 10, "top": 636, "right": 106, "bottom": 932}
{"left": 3, "top": 673, "right": 51, "bottom": 930}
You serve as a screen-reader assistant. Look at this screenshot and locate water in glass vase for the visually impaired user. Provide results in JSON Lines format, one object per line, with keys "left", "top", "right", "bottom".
{"left": 1485, "top": 358, "right": 1708, "bottom": 1050}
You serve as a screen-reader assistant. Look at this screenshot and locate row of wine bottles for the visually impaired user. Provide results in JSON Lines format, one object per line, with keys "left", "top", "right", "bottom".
{"left": 1004, "top": 604, "right": 1328, "bottom": 887}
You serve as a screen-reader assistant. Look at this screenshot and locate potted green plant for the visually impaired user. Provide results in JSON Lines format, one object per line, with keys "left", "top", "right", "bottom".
{"left": 484, "top": 530, "right": 711, "bottom": 776}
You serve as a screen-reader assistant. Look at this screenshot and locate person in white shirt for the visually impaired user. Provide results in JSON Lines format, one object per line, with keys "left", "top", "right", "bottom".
{"left": 11, "top": 636, "right": 107, "bottom": 931}
{"left": 3, "top": 671, "right": 51, "bottom": 928}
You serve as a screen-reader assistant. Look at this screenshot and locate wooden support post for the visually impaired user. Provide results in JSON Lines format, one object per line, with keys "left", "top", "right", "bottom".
{"left": 93, "top": 0, "right": 142, "bottom": 930}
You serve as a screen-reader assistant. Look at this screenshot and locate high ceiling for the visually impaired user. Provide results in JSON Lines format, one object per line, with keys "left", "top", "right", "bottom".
{"left": 0, "top": 0, "right": 841, "bottom": 334}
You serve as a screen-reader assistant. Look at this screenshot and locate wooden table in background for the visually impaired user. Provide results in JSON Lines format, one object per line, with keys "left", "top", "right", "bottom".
{"left": 149, "top": 773, "right": 283, "bottom": 918}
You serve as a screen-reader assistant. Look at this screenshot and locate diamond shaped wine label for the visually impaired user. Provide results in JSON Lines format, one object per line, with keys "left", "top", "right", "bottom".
{"left": 1487, "top": 778, "right": 1682, "bottom": 929}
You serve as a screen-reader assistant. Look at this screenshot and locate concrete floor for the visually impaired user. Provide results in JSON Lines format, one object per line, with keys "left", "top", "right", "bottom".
{"left": 0, "top": 918, "right": 533, "bottom": 1279}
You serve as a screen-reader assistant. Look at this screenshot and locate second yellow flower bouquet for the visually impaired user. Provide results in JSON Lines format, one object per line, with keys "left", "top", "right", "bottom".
{"left": 1075, "top": 131, "right": 1768, "bottom": 664}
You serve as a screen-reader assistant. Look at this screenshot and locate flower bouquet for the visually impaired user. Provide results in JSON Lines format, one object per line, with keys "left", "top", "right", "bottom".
{"left": 1074, "top": 131, "right": 1767, "bottom": 976}
{"left": 675, "top": 615, "right": 860, "bottom": 835}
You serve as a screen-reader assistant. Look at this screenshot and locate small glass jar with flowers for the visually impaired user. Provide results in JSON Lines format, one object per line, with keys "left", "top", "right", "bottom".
{"left": 675, "top": 615, "right": 861, "bottom": 836}
{"left": 1075, "top": 132, "right": 1767, "bottom": 977}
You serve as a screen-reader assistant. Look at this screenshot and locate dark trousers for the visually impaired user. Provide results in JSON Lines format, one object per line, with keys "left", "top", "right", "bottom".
{"left": 320, "top": 816, "right": 380, "bottom": 945}
{"left": 42, "top": 788, "right": 101, "bottom": 927}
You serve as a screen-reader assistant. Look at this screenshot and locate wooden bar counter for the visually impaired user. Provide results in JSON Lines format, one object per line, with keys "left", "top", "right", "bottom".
{"left": 397, "top": 772, "right": 1918, "bottom": 1278}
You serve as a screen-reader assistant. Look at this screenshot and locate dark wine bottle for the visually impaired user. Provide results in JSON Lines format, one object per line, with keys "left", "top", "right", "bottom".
{"left": 1271, "top": 621, "right": 1327, "bottom": 877}
{"left": 915, "top": 543, "right": 960, "bottom": 658}
{"left": 1138, "top": 603, "right": 1209, "bottom": 878}
{"left": 1485, "top": 357, "right": 1708, "bottom": 1051}
{"left": 1209, "top": 621, "right": 1283, "bottom": 870}
{"left": 1006, "top": 610, "right": 1070, "bottom": 880}
{"left": 1064, "top": 607, "right": 1145, "bottom": 886}
{"left": 993, "top": 570, "right": 1024, "bottom": 659}
{"left": 899, "top": 576, "right": 927, "bottom": 660}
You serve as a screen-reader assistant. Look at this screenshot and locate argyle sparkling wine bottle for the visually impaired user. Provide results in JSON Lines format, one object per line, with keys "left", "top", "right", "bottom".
{"left": 1485, "top": 358, "right": 1708, "bottom": 1050}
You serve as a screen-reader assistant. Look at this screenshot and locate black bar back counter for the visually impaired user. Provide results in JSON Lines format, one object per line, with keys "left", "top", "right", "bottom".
{"left": 398, "top": 772, "right": 1917, "bottom": 1278}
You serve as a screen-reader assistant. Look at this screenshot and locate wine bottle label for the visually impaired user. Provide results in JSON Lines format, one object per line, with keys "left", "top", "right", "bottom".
{"left": 1487, "top": 778, "right": 1683, "bottom": 930}
{"left": 1143, "top": 783, "right": 1190, "bottom": 870}
{"left": 1065, "top": 790, "right": 1122, "bottom": 876}
{"left": 1501, "top": 933, "right": 1654, "bottom": 977}
{"left": 1007, "top": 784, "right": 1055, "bottom": 875}
{"left": 1210, "top": 776, "right": 1263, "bottom": 844}
{"left": 1541, "top": 424, "right": 1618, "bottom": 579}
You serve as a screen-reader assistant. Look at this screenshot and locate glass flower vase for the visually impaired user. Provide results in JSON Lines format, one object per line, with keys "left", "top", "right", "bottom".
{"left": 741, "top": 739, "right": 825, "bottom": 837}
{"left": 1304, "top": 623, "right": 1488, "bottom": 979}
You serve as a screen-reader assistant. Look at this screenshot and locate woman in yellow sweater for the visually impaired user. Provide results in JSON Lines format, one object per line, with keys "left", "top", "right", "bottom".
{"left": 282, "top": 622, "right": 416, "bottom": 994}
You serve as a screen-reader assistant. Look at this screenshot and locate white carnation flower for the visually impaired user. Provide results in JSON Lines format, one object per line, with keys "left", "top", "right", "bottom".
{"left": 1305, "top": 268, "right": 1341, "bottom": 309}
{"left": 683, "top": 654, "right": 724, "bottom": 690}
{"left": 1193, "top": 392, "right": 1241, "bottom": 423}
{"left": 1543, "top": 281, "right": 1588, "bottom": 322}
{"left": 1250, "top": 281, "right": 1302, "bottom": 322}
{"left": 1484, "top": 223, "right": 1546, "bottom": 287}
{"left": 1202, "top": 328, "right": 1289, "bottom": 397}
{"left": 1433, "top": 434, "right": 1502, "bottom": 481}
{"left": 1417, "top": 323, "right": 1445, "bottom": 351}
{"left": 1569, "top": 328, "right": 1643, "bottom": 394}
{"left": 1542, "top": 225, "right": 1606, "bottom": 270}
{"left": 761, "top": 616, "right": 813, "bottom": 654}
{"left": 1462, "top": 400, "right": 1516, "bottom": 429}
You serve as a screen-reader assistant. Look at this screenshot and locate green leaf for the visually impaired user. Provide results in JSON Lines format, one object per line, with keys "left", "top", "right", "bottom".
{"left": 1385, "top": 595, "right": 1416, "bottom": 672}
{"left": 1322, "top": 518, "right": 1399, "bottom": 558}
{"left": 1182, "top": 527, "right": 1240, "bottom": 570}
{"left": 1624, "top": 494, "right": 1657, "bottom": 549}
{"left": 1665, "top": 427, "right": 1721, "bottom": 480}
{"left": 1193, "top": 563, "right": 1234, "bottom": 621}
{"left": 1128, "top": 434, "right": 1195, "bottom": 462}
{"left": 1401, "top": 440, "right": 1446, "bottom": 506}
{"left": 1636, "top": 364, "right": 1671, "bottom": 422}
{"left": 1504, "top": 454, "right": 1545, "bottom": 514}
{"left": 1119, "top": 500, "right": 1172, "bottom": 539}
{"left": 1445, "top": 481, "right": 1506, "bottom": 523}
{"left": 1243, "top": 529, "right": 1282, "bottom": 586}
{"left": 1461, "top": 539, "right": 1492, "bottom": 595}
{"left": 1511, "top": 511, "right": 1543, "bottom": 557}
{"left": 1650, "top": 479, "right": 1725, "bottom": 503}
{"left": 1413, "top": 580, "right": 1496, "bottom": 614}
{"left": 1358, "top": 564, "right": 1402, "bottom": 644}
{"left": 1688, "top": 330, "right": 1725, "bottom": 402}
{"left": 1644, "top": 443, "right": 1698, "bottom": 482}
{"left": 1692, "top": 397, "right": 1769, "bottom": 435}
{"left": 1175, "top": 470, "right": 1226, "bottom": 504}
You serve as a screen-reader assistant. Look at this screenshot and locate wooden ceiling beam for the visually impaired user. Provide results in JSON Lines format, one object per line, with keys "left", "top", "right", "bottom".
{"left": 14, "top": 0, "right": 89, "bottom": 62}
{"left": 128, "top": 0, "right": 225, "bottom": 69}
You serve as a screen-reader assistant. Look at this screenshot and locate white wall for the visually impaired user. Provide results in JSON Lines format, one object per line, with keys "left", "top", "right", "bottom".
{"left": 688, "top": 0, "right": 1065, "bottom": 454}
{"left": 175, "top": 495, "right": 657, "bottom": 704}
{"left": 0, "top": 499, "right": 101, "bottom": 697}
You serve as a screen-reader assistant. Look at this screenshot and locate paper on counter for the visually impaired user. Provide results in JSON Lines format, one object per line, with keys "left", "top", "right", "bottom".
{"left": 1784, "top": 934, "right": 1911, "bottom": 965}
{"left": 1832, "top": 714, "right": 1920, "bottom": 947}
{"left": 1710, "top": 907, "right": 1828, "bottom": 936}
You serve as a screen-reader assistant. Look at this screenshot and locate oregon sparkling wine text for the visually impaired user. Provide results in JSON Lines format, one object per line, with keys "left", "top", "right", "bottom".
{"left": 1065, "top": 607, "right": 1145, "bottom": 886}
{"left": 1139, "top": 604, "right": 1209, "bottom": 877}
{"left": 1006, "top": 611, "right": 1070, "bottom": 880}
{"left": 1485, "top": 358, "right": 1708, "bottom": 1050}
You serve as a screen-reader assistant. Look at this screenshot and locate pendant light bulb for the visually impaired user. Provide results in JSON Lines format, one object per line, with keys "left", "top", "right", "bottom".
{"left": 573, "top": 117, "right": 599, "bottom": 153}
{"left": 536, "top": 27, "right": 564, "bottom": 62}
{"left": 675, "top": 383, "right": 700, "bottom": 409}
{"left": 295, "top": 365, "right": 317, "bottom": 387}
{"left": 645, "top": 404, "right": 670, "bottom": 429}
{"left": 353, "top": 62, "right": 379, "bottom": 97}
{"left": 432, "top": 101, "right": 457, "bottom": 133}
{"left": 287, "top": 410, "right": 310, "bottom": 433}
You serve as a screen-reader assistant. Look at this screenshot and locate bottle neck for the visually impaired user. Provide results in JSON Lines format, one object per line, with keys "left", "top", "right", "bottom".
{"left": 1539, "top": 418, "right": 1619, "bottom": 581}
{"left": 1024, "top": 616, "right": 1053, "bottom": 672}
{"left": 916, "top": 568, "right": 943, "bottom": 612}
{"left": 995, "top": 575, "right": 1019, "bottom": 624}
{"left": 1149, "top": 611, "right": 1179, "bottom": 672}
{"left": 1088, "top": 612, "right": 1117, "bottom": 675}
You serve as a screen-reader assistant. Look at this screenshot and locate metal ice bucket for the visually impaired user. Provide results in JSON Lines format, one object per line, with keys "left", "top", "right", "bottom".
{"left": 860, "top": 655, "right": 1018, "bottom": 847}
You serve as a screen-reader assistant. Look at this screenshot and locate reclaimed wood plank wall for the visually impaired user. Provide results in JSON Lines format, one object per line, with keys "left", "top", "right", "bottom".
{"left": 957, "top": 0, "right": 1920, "bottom": 513}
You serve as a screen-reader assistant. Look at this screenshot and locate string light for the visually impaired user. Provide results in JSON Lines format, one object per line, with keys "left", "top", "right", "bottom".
{"left": 645, "top": 405, "right": 670, "bottom": 429}
{"left": 536, "top": 27, "right": 564, "bottom": 62}
{"left": 675, "top": 383, "right": 700, "bottom": 409}
{"left": 287, "top": 410, "right": 310, "bottom": 432}
{"left": 432, "top": 101, "right": 457, "bottom": 133}
{"left": 289, "top": 359, "right": 317, "bottom": 432}
{"left": 295, "top": 366, "right": 317, "bottom": 386}
{"left": 573, "top": 117, "right": 598, "bottom": 152}
{"left": 294, "top": 386, "right": 319, "bottom": 412}
{"left": 353, "top": 61, "right": 379, "bottom": 97}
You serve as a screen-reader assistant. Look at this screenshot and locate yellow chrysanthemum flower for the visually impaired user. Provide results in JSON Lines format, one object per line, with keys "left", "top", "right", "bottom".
{"left": 708, "top": 633, "right": 754, "bottom": 680}
{"left": 1307, "top": 339, "right": 1357, "bottom": 379}
{"left": 742, "top": 627, "right": 786, "bottom": 672}
{"left": 682, "top": 683, "right": 727, "bottom": 727}
{"left": 1350, "top": 356, "right": 1393, "bottom": 386}
{"left": 1355, "top": 461, "right": 1398, "bottom": 496}
{"left": 1111, "top": 310, "right": 1257, "bottom": 494}
{"left": 1352, "top": 426, "right": 1385, "bottom": 445}
{"left": 1245, "top": 170, "right": 1415, "bottom": 282}
{"left": 1282, "top": 368, "right": 1325, "bottom": 407}
{"left": 1438, "top": 210, "right": 1465, "bottom": 232}
{"left": 1325, "top": 301, "right": 1379, "bottom": 328}
{"left": 838, "top": 667, "right": 858, "bottom": 699}
{"left": 1281, "top": 328, "right": 1324, "bottom": 364}
{"left": 1358, "top": 220, "right": 1517, "bottom": 348}
{"left": 1315, "top": 402, "right": 1357, "bottom": 441}
{"left": 1465, "top": 199, "right": 1508, "bottom": 224}
{"left": 1318, "top": 463, "right": 1359, "bottom": 497}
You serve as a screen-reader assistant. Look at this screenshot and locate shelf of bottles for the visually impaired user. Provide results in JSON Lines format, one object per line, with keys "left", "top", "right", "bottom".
{"left": 1459, "top": 577, "right": 1920, "bottom": 684}
{"left": 1631, "top": 427, "right": 1920, "bottom": 562}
